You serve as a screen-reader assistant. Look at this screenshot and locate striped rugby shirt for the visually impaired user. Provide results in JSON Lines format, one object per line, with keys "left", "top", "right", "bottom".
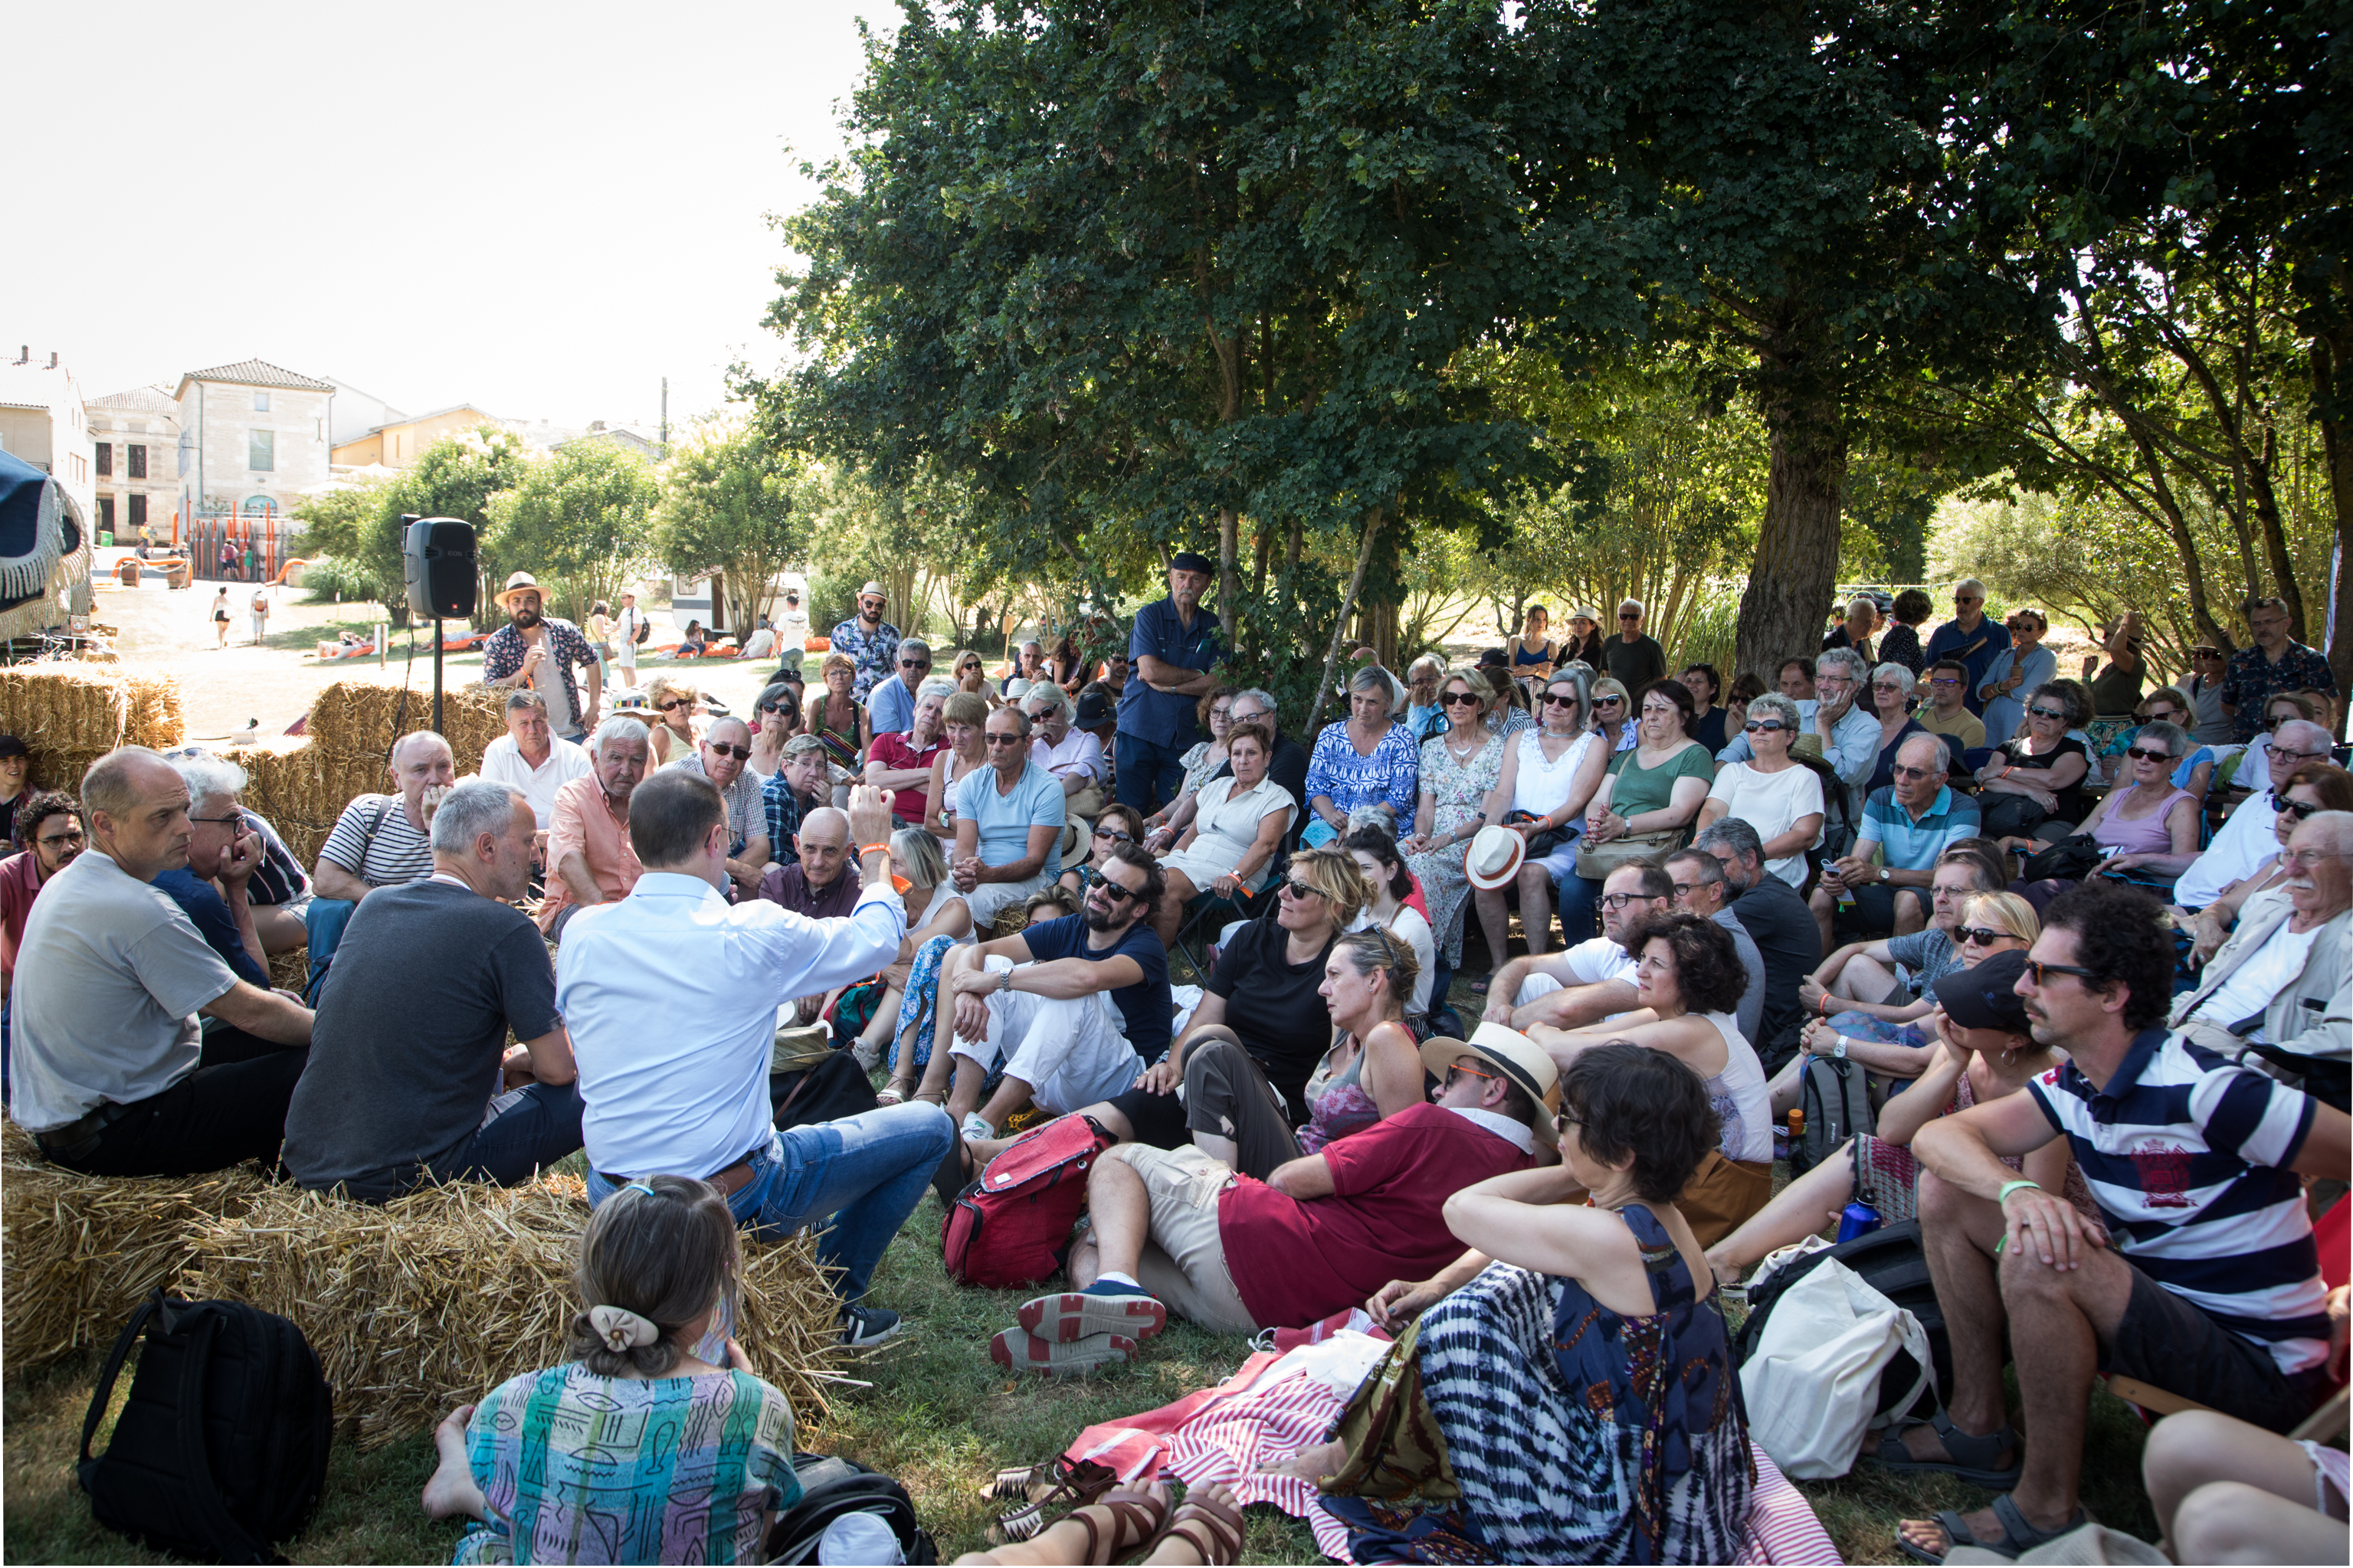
{"left": 2027, "top": 1027, "right": 2328, "bottom": 1375}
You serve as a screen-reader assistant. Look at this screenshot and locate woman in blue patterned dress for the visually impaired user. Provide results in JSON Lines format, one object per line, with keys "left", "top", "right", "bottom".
{"left": 1301, "top": 666, "right": 1421, "bottom": 846}
{"left": 1298, "top": 1043, "right": 1752, "bottom": 1565}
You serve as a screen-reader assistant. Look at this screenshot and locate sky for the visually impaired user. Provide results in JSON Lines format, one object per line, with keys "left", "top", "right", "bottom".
{"left": 8, "top": 0, "right": 890, "bottom": 432}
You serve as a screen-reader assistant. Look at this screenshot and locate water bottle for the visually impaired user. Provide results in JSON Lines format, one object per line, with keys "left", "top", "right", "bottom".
{"left": 1837, "top": 1200, "right": 1883, "bottom": 1243}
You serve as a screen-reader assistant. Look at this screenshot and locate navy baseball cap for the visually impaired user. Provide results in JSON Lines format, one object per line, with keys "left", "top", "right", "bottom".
{"left": 1932, "top": 948, "right": 2032, "bottom": 1033}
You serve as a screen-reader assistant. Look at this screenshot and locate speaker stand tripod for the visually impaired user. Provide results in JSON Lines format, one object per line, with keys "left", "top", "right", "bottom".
{"left": 431, "top": 617, "right": 444, "bottom": 736}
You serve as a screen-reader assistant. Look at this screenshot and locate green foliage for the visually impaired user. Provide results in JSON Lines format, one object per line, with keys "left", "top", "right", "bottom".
{"left": 297, "top": 556, "right": 379, "bottom": 604}
{"left": 289, "top": 483, "right": 389, "bottom": 578}
{"left": 487, "top": 443, "right": 660, "bottom": 626}
{"left": 652, "top": 420, "right": 811, "bottom": 637}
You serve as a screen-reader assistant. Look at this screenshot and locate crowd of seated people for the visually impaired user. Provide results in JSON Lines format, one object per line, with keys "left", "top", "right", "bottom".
{"left": 11, "top": 571, "right": 2351, "bottom": 1568}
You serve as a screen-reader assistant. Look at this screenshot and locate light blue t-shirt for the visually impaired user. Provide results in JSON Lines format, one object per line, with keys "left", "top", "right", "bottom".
{"left": 953, "top": 760, "right": 1067, "bottom": 866}
{"left": 865, "top": 675, "right": 916, "bottom": 738}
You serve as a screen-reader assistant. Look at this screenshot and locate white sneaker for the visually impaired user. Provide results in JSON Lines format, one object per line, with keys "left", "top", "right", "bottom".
{"left": 962, "top": 1112, "right": 995, "bottom": 1143}
{"left": 850, "top": 1035, "right": 883, "bottom": 1073}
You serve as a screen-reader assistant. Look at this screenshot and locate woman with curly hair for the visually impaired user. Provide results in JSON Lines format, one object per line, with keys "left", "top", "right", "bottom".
{"left": 423, "top": 1177, "right": 802, "bottom": 1563}
{"left": 1532, "top": 911, "right": 1772, "bottom": 1242}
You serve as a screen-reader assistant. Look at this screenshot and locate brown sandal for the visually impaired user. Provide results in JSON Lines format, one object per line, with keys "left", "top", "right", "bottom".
{"left": 1048, "top": 1488, "right": 1170, "bottom": 1563}
{"left": 984, "top": 1455, "right": 1117, "bottom": 1528}
{"left": 1145, "top": 1485, "right": 1245, "bottom": 1566}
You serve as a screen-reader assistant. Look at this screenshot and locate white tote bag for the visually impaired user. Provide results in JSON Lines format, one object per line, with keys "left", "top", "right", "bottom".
{"left": 1739, "top": 1255, "right": 1933, "bottom": 1479}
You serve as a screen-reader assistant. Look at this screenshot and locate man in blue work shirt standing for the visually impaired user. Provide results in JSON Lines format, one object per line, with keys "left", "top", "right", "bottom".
{"left": 1116, "top": 552, "right": 1225, "bottom": 813}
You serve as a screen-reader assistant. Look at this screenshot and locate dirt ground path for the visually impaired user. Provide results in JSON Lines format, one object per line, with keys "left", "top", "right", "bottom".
{"left": 93, "top": 578, "right": 789, "bottom": 745}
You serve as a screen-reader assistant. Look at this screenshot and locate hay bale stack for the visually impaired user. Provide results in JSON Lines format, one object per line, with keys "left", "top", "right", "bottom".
{"left": 0, "top": 666, "right": 186, "bottom": 794}
{"left": 180, "top": 1176, "right": 853, "bottom": 1449}
{"left": 222, "top": 735, "right": 347, "bottom": 871}
{"left": 303, "top": 678, "right": 506, "bottom": 779}
{"left": 1, "top": 1122, "right": 271, "bottom": 1363}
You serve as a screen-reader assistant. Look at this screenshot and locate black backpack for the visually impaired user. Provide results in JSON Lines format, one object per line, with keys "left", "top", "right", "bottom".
{"left": 634, "top": 611, "right": 652, "bottom": 644}
{"left": 1736, "top": 1219, "right": 1949, "bottom": 1420}
{"left": 769, "top": 1050, "right": 883, "bottom": 1131}
{"left": 762, "top": 1452, "right": 937, "bottom": 1563}
{"left": 1791, "top": 1052, "right": 1874, "bottom": 1176}
{"left": 79, "top": 1292, "right": 334, "bottom": 1564}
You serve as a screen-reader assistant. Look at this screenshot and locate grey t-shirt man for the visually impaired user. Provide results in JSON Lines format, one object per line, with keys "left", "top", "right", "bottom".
{"left": 7, "top": 849, "right": 238, "bottom": 1132}
{"left": 282, "top": 879, "right": 561, "bottom": 1200}
{"left": 1712, "top": 906, "right": 1768, "bottom": 1053}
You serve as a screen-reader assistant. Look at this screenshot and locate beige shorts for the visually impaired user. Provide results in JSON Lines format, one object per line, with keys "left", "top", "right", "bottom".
{"left": 1105, "top": 1142, "right": 1258, "bottom": 1334}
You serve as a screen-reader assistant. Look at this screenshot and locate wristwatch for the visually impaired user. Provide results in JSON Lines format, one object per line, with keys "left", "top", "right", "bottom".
{"left": 1834, "top": 1035, "right": 1850, "bottom": 1060}
{"left": 1879, "top": 866, "right": 1890, "bottom": 882}
{"left": 998, "top": 969, "right": 1015, "bottom": 995}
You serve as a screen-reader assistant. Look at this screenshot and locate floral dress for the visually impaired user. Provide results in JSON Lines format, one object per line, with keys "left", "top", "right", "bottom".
{"left": 1319, "top": 1205, "right": 1752, "bottom": 1564}
{"left": 1405, "top": 731, "right": 1504, "bottom": 965}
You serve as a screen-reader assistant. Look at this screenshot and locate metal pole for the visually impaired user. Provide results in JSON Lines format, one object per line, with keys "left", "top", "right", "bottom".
{"left": 433, "top": 617, "right": 445, "bottom": 736}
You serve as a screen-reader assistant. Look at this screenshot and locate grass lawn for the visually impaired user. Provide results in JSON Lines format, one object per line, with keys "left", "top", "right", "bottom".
{"left": 2, "top": 1180, "right": 2163, "bottom": 1565}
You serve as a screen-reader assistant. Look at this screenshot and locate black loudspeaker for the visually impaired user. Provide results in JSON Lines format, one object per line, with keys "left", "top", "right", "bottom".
{"left": 402, "top": 516, "right": 477, "bottom": 620}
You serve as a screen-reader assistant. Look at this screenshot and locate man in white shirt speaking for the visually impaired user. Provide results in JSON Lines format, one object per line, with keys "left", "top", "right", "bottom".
{"left": 557, "top": 771, "right": 955, "bottom": 1346}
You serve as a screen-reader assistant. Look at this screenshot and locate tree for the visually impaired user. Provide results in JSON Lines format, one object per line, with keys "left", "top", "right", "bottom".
{"left": 487, "top": 444, "right": 660, "bottom": 626}
{"left": 289, "top": 481, "right": 392, "bottom": 596}
{"left": 652, "top": 421, "right": 811, "bottom": 637}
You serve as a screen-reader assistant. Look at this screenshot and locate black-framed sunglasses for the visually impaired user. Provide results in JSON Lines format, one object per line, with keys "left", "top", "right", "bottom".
{"left": 186, "top": 813, "right": 244, "bottom": 826}
{"left": 983, "top": 732, "right": 1027, "bottom": 746}
{"left": 1617, "top": 611, "right": 1640, "bottom": 620}
{"left": 757, "top": 699, "right": 788, "bottom": 712}
{"left": 1954, "top": 925, "right": 2012, "bottom": 948}
{"left": 1280, "top": 878, "right": 1323, "bottom": 901}
{"left": 1440, "top": 691, "right": 1482, "bottom": 707}
{"left": 1594, "top": 696, "right": 1624, "bottom": 707}
{"left": 1743, "top": 719, "right": 1787, "bottom": 734}
{"left": 659, "top": 697, "right": 693, "bottom": 712}
{"left": 705, "top": 743, "right": 752, "bottom": 761}
{"left": 1889, "top": 762, "right": 1938, "bottom": 780}
{"left": 1093, "top": 825, "right": 1132, "bottom": 842}
{"left": 1541, "top": 692, "right": 1581, "bottom": 708}
{"left": 900, "top": 658, "right": 930, "bottom": 670}
{"left": 2125, "top": 745, "right": 2172, "bottom": 764}
{"left": 1093, "top": 879, "right": 1142, "bottom": 905}
{"left": 2278, "top": 797, "right": 2320, "bottom": 821}
{"left": 2027, "top": 958, "right": 2099, "bottom": 987}
{"left": 2027, "top": 705, "right": 2068, "bottom": 722}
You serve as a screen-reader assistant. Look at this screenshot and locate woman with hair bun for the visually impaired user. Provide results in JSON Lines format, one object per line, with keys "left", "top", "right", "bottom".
{"left": 423, "top": 1177, "right": 802, "bottom": 1563}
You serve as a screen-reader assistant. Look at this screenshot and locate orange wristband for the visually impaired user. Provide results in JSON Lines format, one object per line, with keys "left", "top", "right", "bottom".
{"left": 859, "top": 843, "right": 890, "bottom": 859}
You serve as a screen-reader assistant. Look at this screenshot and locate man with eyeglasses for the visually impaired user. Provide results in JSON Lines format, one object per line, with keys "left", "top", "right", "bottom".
{"left": 1716, "top": 647, "right": 1879, "bottom": 812}
{"left": 1116, "top": 552, "right": 1227, "bottom": 814}
{"left": 949, "top": 707, "right": 1067, "bottom": 927}
{"left": 926, "top": 843, "right": 1172, "bottom": 1145}
{"left": 151, "top": 751, "right": 273, "bottom": 987}
{"left": 1913, "top": 659, "right": 1986, "bottom": 751}
{"left": 1811, "top": 733, "right": 1981, "bottom": 947}
{"left": 828, "top": 580, "right": 903, "bottom": 706}
{"left": 1923, "top": 577, "right": 2011, "bottom": 716}
{"left": 2, "top": 791, "right": 87, "bottom": 1012}
{"left": 1662, "top": 849, "right": 1767, "bottom": 1049}
{"left": 2174, "top": 719, "right": 2335, "bottom": 908}
{"left": 2168, "top": 810, "right": 2351, "bottom": 1109}
{"left": 1895, "top": 880, "right": 2346, "bottom": 1562}
{"left": 1600, "top": 598, "right": 1666, "bottom": 693}
{"left": 479, "top": 689, "right": 592, "bottom": 830}
{"left": 667, "top": 716, "right": 771, "bottom": 899}
{"left": 1692, "top": 817, "right": 1823, "bottom": 1070}
{"left": 1482, "top": 863, "right": 1666, "bottom": 1033}
{"left": 2220, "top": 597, "right": 2337, "bottom": 745}
{"left": 864, "top": 637, "right": 932, "bottom": 738}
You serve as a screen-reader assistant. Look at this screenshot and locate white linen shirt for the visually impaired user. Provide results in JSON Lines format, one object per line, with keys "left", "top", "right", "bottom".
{"left": 556, "top": 870, "right": 905, "bottom": 1180}
{"left": 2174, "top": 791, "right": 2281, "bottom": 909}
{"left": 477, "top": 733, "right": 593, "bottom": 829}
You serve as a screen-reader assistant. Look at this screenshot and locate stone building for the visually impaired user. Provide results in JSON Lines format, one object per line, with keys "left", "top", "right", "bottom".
{"left": 88, "top": 385, "right": 182, "bottom": 546}
{"left": 172, "top": 358, "right": 335, "bottom": 580}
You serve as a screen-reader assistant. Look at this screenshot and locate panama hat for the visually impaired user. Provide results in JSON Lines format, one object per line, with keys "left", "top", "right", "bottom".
{"left": 1463, "top": 823, "right": 1526, "bottom": 892}
{"left": 1568, "top": 606, "right": 1601, "bottom": 624}
{"left": 494, "top": 571, "right": 547, "bottom": 610}
{"left": 1419, "top": 1022, "right": 1562, "bottom": 1146}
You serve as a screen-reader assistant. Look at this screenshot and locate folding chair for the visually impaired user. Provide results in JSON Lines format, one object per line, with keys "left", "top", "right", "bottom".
{"left": 1170, "top": 853, "right": 1286, "bottom": 981}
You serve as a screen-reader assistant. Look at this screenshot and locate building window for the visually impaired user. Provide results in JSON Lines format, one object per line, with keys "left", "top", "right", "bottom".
{"left": 249, "top": 430, "right": 275, "bottom": 471}
{"left": 127, "top": 444, "right": 146, "bottom": 479}
{"left": 99, "top": 497, "right": 115, "bottom": 532}
{"left": 129, "top": 493, "right": 147, "bottom": 529}
{"left": 96, "top": 442, "right": 112, "bottom": 476}
{"left": 253, "top": 391, "right": 270, "bottom": 413}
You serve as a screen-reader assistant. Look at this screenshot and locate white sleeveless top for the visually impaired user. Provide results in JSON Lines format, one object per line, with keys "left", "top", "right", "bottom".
{"left": 1696, "top": 1010, "right": 1773, "bottom": 1163}
{"left": 1511, "top": 728, "right": 1596, "bottom": 817}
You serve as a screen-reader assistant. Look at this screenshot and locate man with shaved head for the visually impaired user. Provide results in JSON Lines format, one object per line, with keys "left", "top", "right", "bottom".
{"left": 9, "top": 747, "right": 313, "bottom": 1176}
{"left": 760, "top": 807, "right": 863, "bottom": 1023}
{"left": 312, "top": 729, "right": 454, "bottom": 904}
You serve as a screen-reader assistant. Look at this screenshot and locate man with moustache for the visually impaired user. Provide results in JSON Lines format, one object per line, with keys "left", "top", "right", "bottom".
{"left": 483, "top": 571, "right": 602, "bottom": 743}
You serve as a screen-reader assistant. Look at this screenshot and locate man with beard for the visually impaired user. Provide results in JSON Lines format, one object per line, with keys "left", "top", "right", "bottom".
{"left": 829, "top": 580, "right": 903, "bottom": 706}
{"left": 2, "top": 791, "right": 86, "bottom": 1003}
{"left": 483, "top": 571, "right": 602, "bottom": 743}
{"left": 926, "top": 842, "right": 1172, "bottom": 1144}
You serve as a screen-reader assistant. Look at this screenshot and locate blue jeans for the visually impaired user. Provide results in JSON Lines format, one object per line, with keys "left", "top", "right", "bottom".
{"left": 1551, "top": 868, "right": 1601, "bottom": 944}
{"left": 1115, "top": 732, "right": 1189, "bottom": 814}
{"left": 589, "top": 1102, "right": 954, "bottom": 1303}
{"left": 450, "top": 1080, "right": 584, "bottom": 1185}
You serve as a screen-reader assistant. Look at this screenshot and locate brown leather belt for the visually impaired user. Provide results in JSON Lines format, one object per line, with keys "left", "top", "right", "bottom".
{"left": 599, "top": 1142, "right": 765, "bottom": 1198}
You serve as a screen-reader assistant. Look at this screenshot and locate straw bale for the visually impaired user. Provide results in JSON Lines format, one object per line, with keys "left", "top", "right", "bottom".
{"left": 27, "top": 745, "right": 108, "bottom": 800}
{"left": 0, "top": 665, "right": 185, "bottom": 757}
{"left": 179, "top": 1175, "right": 854, "bottom": 1449}
{"left": 223, "top": 736, "right": 346, "bottom": 871}
{"left": 1, "top": 1121, "right": 272, "bottom": 1363}
{"left": 302, "top": 678, "right": 506, "bottom": 777}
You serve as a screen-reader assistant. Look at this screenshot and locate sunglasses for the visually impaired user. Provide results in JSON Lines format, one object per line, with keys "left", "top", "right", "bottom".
{"left": 758, "top": 700, "right": 788, "bottom": 712}
{"left": 2278, "top": 797, "right": 2320, "bottom": 820}
{"left": 2027, "top": 706, "right": 2068, "bottom": 722}
{"left": 2191, "top": 648, "right": 2221, "bottom": 659}
{"left": 1093, "top": 879, "right": 1142, "bottom": 904}
{"left": 1954, "top": 925, "right": 2013, "bottom": 947}
{"left": 1889, "top": 763, "right": 1938, "bottom": 780}
{"left": 2264, "top": 712, "right": 2302, "bottom": 729}
{"left": 983, "top": 733, "right": 1027, "bottom": 746}
{"left": 1280, "top": 878, "right": 1323, "bottom": 901}
{"left": 187, "top": 813, "right": 244, "bottom": 826}
{"left": 1618, "top": 612, "right": 1640, "bottom": 620}
{"left": 705, "top": 743, "right": 752, "bottom": 761}
{"left": 1742, "top": 719, "right": 1787, "bottom": 734}
{"left": 2125, "top": 745, "right": 2172, "bottom": 764}
{"left": 1541, "top": 692, "right": 1580, "bottom": 708}
{"left": 1594, "top": 696, "right": 1624, "bottom": 707}
{"left": 1872, "top": 679, "right": 1906, "bottom": 690}
{"left": 900, "top": 659, "right": 930, "bottom": 669}
{"left": 1440, "top": 691, "right": 1482, "bottom": 706}
{"left": 1093, "top": 825, "right": 1132, "bottom": 842}
{"left": 2026, "top": 959, "right": 2098, "bottom": 987}
{"left": 659, "top": 697, "right": 693, "bottom": 712}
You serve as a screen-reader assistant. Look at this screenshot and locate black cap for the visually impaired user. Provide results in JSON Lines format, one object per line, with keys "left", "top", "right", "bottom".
{"left": 1075, "top": 690, "right": 1114, "bottom": 726}
{"left": 1170, "top": 552, "right": 1215, "bottom": 574}
{"left": 1475, "top": 647, "right": 1509, "bottom": 668}
{"left": 1932, "top": 949, "right": 2031, "bottom": 1034}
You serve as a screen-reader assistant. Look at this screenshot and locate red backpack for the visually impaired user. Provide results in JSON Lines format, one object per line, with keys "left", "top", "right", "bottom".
{"left": 940, "top": 1115, "right": 1114, "bottom": 1288}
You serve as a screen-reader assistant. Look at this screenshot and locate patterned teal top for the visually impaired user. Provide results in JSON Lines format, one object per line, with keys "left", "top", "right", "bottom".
{"left": 453, "top": 1363, "right": 800, "bottom": 1564}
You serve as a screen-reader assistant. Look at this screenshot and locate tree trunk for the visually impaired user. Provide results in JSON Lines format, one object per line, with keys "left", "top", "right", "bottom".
{"left": 1217, "top": 506, "right": 1239, "bottom": 652}
{"left": 1735, "top": 355, "right": 1847, "bottom": 687}
{"left": 2317, "top": 332, "right": 2351, "bottom": 733}
{"left": 1305, "top": 506, "right": 1388, "bottom": 735}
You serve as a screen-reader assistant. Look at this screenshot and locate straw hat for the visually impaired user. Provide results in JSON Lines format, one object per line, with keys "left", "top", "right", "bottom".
{"left": 1790, "top": 732, "right": 1826, "bottom": 764}
{"left": 494, "top": 571, "right": 546, "bottom": 610}
{"left": 1568, "top": 606, "right": 1601, "bottom": 625}
{"left": 1463, "top": 823, "right": 1526, "bottom": 891}
{"left": 1419, "top": 1023, "right": 1562, "bottom": 1146}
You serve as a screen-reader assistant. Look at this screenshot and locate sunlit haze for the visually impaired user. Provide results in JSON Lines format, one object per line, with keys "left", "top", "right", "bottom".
{"left": 8, "top": 0, "right": 883, "bottom": 428}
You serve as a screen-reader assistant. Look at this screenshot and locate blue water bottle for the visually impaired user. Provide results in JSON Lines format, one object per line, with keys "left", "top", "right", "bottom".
{"left": 1836, "top": 1200, "right": 1883, "bottom": 1243}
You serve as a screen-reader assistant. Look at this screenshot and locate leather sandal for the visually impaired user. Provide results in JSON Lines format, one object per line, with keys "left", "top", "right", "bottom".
{"left": 986, "top": 1457, "right": 1119, "bottom": 1541}
{"left": 1144, "top": 1485, "right": 1247, "bottom": 1566}
{"left": 877, "top": 1076, "right": 916, "bottom": 1107}
{"left": 1869, "top": 1409, "right": 2020, "bottom": 1489}
{"left": 1055, "top": 1488, "right": 1172, "bottom": 1564}
{"left": 1894, "top": 1494, "right": 2090, "bottom": 1564}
